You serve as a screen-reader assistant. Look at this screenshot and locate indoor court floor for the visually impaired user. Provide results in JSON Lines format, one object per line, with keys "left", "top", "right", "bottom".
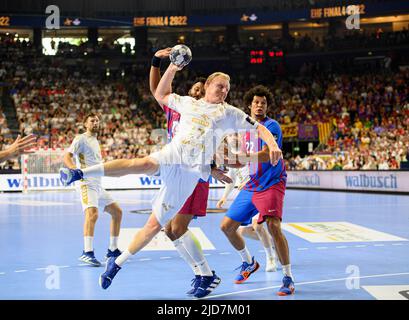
{"left": 0, "top": 188, "right": 408, "bottom": 300}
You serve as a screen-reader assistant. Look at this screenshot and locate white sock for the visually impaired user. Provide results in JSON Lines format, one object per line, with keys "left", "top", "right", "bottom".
{"left": 115, "top": 249, "right": 132, "bottom": 267}
{"left": 82, "top": 164, "right": 104, "bottom": 178}
{"left": 109, "top": 237, "right": 118, "bottom": 251}
{"left": 282, "top": 264, "right": 294, "bottom": 280}
{"left": 178, "top": 230, "right": 213, "bottom": 276}
{"left": 238, "top": 246, "right": 252, "bottom": 264}
{"left": 173, "top": 236, "right": 201, "bottom": 276}
{"left": 84, "top": 236, "right": 93, "bottom": 252}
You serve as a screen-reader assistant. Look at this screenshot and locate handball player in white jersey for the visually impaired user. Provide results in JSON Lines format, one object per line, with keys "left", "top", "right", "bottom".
{"left": 63, "top": 113, "right": 123, "bottom": 266}
{"left": 59, "top": 62, "right": 282, "bottom": 298}
{"left": 149, "top": 48, "right": 232, "bottom": 297}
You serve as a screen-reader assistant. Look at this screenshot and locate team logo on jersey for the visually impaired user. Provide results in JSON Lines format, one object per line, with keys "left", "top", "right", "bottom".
{"left": 192, "top": 117, "right": 210, "bottom": 127}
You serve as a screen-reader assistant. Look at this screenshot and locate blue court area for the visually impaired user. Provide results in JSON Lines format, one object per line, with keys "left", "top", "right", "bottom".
{"left": 0, "top": 188, "right": 408, "bottom": 300}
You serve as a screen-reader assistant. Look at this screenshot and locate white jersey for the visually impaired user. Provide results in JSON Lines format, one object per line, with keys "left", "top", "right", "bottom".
{"left": 151, "top": 94, "right": 259, "bottom": 180}
{"left": 67, "top": 133, "right": 102, "bottom": 185}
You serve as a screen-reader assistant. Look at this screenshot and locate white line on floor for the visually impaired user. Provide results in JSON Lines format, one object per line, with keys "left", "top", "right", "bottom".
{"left": 286, "top": 204, "right": 409, "bottom": 210}
{"left": 6, "top": 242, "right": 407, "bottom": 276}
{"left": 0, "top": 272, "right": 5, "bottom": 275}
{"left": 201, "top": 271, "right": 409, "bottom": 299}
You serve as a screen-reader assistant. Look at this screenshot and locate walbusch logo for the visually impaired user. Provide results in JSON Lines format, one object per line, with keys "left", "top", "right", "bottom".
{"left": 345, "top": 174, "right": 397, "bottom": 189}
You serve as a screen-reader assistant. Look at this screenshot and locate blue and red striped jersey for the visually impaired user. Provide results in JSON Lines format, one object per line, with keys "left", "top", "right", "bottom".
{"left": 243, "top": 117, "right": 287, "bottom": 192}
{"left": 163, "top": 105, "right": 181, "bottom": 142}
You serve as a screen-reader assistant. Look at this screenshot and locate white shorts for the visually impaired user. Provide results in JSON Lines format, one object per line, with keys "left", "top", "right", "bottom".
{"left": 78, "top": 183, "right": 116, "bottom": 212}
{"left": 149, "top": 142, "right": 210, "bottom": 180}
{"left": 149, "top": 164, "right": 202, "bottom": 227}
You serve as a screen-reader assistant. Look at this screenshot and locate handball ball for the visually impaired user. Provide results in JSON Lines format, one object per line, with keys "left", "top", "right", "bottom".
{"left": 170, "top": 44, "right": 192, "bottom": 68}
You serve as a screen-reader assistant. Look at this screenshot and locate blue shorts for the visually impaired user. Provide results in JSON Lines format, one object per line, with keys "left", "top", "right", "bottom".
{"left": 226, "top": 181, "right": 286, "bottom": 226}
{"left": 225, "top": 189, "right": 258, "bottom": 226}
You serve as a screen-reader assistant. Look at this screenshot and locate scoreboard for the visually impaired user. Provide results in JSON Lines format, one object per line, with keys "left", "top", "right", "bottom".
{"left": 249, "top": 49, "right": 284, "bottom": 64}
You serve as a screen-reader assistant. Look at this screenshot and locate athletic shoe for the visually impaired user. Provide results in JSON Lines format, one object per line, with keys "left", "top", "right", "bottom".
{"left": 186, "top": 275, "right": 201, "bottom": 295}
{"left": 99, "top": 257, "right": 121, "bottom": 290}
{"left": 105, "top": 248, "right": 122, "bottom": 260}
{"left": 193, "top": 271, "right": 221, "bottom": 299}
{"left": 234, "top": 256, "right": 260, "bottom": 284}
{"left": 59, "top": 168, "right": 83, "bottom": 186}
{"left": 79, "top": 251, "right": 101, "bottom": 267}
{"left": 265, "top": 256, "right": 278, "bottom": 272}
{"left": 277, "top": 276, "right": 295, "bottom": 296}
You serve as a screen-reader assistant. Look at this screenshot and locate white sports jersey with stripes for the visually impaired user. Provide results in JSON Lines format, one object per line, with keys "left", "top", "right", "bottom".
{"left": 67, "top": 133, "right": 115, "bottom": 211}
{"left": 149, "top": 93, "right": 260, "bottom": 226}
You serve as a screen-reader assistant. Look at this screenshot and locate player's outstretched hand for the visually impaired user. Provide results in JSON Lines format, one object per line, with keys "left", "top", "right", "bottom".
{"left": 269, "top": 146, "right": 283, "bottom": 166}
{"left": 8, "top": 134, "right": 37, "bottom": 158}
{"left": 154, "top": 47, "right": 172, "bottom": 59}
{"left": 211, "top": 167, "right": 233, "bottom": 184}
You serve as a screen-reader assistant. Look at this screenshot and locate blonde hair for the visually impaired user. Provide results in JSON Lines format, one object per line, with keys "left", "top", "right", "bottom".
{"left": 205, "top": 72, "right": 231, "bottom": 85}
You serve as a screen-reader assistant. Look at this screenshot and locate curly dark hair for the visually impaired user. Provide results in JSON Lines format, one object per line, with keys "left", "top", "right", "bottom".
{"left": 193, "top": 77, "right": 207, "bottom": 85}
{"left": 243, "top": 85, "right": 274, "bottom": 107}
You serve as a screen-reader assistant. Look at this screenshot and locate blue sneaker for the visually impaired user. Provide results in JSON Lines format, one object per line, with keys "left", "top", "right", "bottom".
{"left": 79, "top": 251, "right": 101, "bottom": 267}
{"left": 59, "top": 168, "right": 83, "bottom": 186}
{"left": 277, "top": 276, "right": 295, "bottom": 296}
{"left": 186, "top": 275, "right": 201, "bottom": 295}
{"left": 105, "top": 249, "right": 122, "bottom": 260}
{"left": 193, "top": 271, "right": 221, "bottom": 299}
{"left": 234, "top": 256, "right": 260, "bottom": 284}
{"left": 99, "top": 257, "right": 121, "bottom": 290}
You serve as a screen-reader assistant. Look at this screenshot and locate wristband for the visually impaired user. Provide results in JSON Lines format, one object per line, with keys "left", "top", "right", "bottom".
{"left": 151, "top": 56, "right": 161, "bottom": 68}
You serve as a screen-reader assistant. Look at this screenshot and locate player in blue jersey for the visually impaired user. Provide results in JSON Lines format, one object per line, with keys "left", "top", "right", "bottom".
{"left": 220, "top": 85, "right": 294, "bottom": 296}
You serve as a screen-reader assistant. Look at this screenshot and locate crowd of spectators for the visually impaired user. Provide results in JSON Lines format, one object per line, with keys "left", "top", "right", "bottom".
{"left": 284, "top": 70, "right": 409, "bottom": 170}
{"left": 0, "top": 33, "right": 408, "bottom": 171}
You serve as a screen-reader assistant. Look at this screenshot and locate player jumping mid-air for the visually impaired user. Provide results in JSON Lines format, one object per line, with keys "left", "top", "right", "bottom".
{"left": 60, "top": 61, "right": 282, "bottom": 298}
{"left": 149, "top": 48, "right": 231, "bottom": 296}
